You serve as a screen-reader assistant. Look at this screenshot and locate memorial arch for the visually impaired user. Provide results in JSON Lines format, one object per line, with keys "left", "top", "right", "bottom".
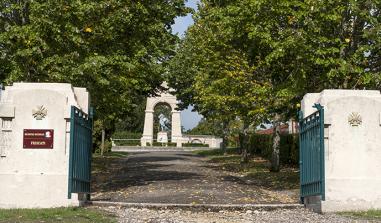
{"left": 140, "top": 83, "right": 223, "bottom": 148}
{"left": 140, "top": 84, "right": 182, "bottom": 146}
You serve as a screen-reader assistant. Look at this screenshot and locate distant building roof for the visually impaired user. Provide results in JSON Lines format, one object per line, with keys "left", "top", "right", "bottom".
{"left": 256, "top": 120, "right": 298, "bottom": 135}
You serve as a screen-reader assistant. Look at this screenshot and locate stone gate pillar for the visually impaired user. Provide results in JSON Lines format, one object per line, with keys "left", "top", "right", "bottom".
{"left": 0, "top": 83, "right": 90, "bottom": 208}
{"left": 141, "top": 110, "right": 154, "bottom": 146}
{"left": 171, "top": 111, "right": 182, "bottom": 147}
{"left": 301, "top": 89, "right": 381, "bottom": 212}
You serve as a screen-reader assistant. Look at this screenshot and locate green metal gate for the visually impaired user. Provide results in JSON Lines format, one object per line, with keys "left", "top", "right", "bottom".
{"left": 299, "top": 103, "right": 325, "bottom": 201}
{"left": 68, "top": 106, "right": 93, "bottom": 199}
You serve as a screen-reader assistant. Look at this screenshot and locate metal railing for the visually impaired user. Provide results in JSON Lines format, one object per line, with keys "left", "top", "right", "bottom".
{"left": 299, "top": 104, "right": 325, "bottom": 201}
{"left": 68, "top": 106, "right": 93, "bottom": 199}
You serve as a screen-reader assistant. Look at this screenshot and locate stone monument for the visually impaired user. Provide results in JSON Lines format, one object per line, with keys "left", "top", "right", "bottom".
{"left": 140, "top": 82, "right": 223, "bottom": 148}
{"left": 157, "top": 131, "right": 168, "bottom": 143}
{"left": 141, "top": 82, "right": 182, "bottom": 147}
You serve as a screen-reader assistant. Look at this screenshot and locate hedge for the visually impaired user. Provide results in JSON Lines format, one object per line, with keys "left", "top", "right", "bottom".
{"left": 114, "top": 140, "right": 140, "bottom": 146}
{"left": 182, "top": 143, "right": 209, "bottom": 147}
{"left": 112, "top": 131, "right": 142, "bottom": 139}
{"left": 248, "top": 134, "right": 299, "bottom": 165}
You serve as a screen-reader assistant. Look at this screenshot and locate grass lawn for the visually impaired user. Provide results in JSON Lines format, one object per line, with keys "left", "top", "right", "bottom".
{"left": 338, "top": 209, "right": 381, "bottom": 221}
{"left": 195, "top": 148, "right": 299, "bottom": 190}
{"left": 0, "top": 207, "right": 116, "bottom": 223}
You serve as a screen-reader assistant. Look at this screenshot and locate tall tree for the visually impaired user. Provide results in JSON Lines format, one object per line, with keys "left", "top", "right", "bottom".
{"left": 0, "top": 0, "right": 190, "bottom": 134}
{"left": 168, "top": 0, "right": 270, "bottom": 162}
{"left": 168, "top": 0, "right": 381, "bottom": 167}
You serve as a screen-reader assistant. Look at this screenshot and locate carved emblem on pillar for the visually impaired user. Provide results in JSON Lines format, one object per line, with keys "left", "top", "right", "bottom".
{"left": 32, "top": 105, "right": 48, "bottom": 120}
{"left": 348, "top": 112, "right": 362, "bottom": 126}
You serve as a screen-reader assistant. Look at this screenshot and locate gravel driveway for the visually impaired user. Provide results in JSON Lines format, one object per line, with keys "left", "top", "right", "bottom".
{"left": 92, "top": 151, "right": 297, "bottom": 204}
{"left": 91, "top": 151, "right": 376, "bottom": 222}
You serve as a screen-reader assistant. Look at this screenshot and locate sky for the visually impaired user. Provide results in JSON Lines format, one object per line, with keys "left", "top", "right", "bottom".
{"left": 172, "top": 0, "right": 203, "bottom": 131}
{"left": 172, "top": 0, "right": 199, "bottom": 37}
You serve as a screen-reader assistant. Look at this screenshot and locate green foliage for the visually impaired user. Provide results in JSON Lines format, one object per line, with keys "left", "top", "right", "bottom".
{"left": 0, "top": 207, "right": 116, "bottom": 223}
{"left": 92, "top": 119, "right": 105, "bottom": 152}
{"left": 114, "top": 99, "right": 146, "bottom": 133}
{"left": 0, "top": 0, "right": 190, "bottom": 141}
{"left": 168, "top": 0, "right": 381, "bottom": 165}
{"left": 168, "top": 0, "right": 381, "bottom": 126}
{"left": 339, "top": 209, "right": 381, "bottom": 221}
{"left": 168, "top": 142, "right": 177, "bottom": 147}
{"left": 186, "top": 118, "right": 222, "bottom": 136}
{"left": 249, "top": 134, "right": 273, "bottom": 156}
{"left": 112, "top": 140, "right": 140, "bottom": 146}
{"left": 152, "top": 142, "right": 177, "bottom": 147}
{"left": 249, "top": 134, "right": 299, "bottom": 165}
{"left": 112, "top": 131, "right": 142, "bottom": 139}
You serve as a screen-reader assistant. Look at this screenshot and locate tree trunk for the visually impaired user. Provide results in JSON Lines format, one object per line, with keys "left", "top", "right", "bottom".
{"left": 240, "top": 121, "right": 250, "bottom": 163}
{"left": 238, "top": 133, "right": 243, "bottom": 154}
{"left": 221, "top": 121, "right": 228, "bottom": 155}
{"left": 101, "top": 129, "right": 105, "bottom": 157}
{"left": 270, "top": 114, "right": 281, "bottom": 172}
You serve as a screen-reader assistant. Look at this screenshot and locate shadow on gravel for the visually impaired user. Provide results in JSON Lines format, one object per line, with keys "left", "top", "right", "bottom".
{"left": 220, "top": 172, "right": 298, "bottom": 190}
{"left": 92, "top": 154, "right": 202, "bottom": 196}
{"left": 177, "top": 153, "right": 202, "bottom": 157}
{"left": 200, "top": 158, "right": 299, "bottom": 191}
{"left": 92, "top": 152, "right": 300, "bottom": 204}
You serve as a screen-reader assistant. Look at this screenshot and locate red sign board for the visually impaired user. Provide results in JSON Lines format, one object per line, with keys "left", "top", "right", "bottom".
{"left": 23, "top": 129, "right": 54, "bottom": 149}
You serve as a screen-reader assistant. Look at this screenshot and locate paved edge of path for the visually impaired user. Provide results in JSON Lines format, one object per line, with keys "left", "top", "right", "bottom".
{"left": 87, "top": 201, "right": 303, "bottom": 212}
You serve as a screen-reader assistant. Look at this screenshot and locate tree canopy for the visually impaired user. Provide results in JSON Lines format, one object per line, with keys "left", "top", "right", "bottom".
{"left": 168, "top": 0, "right": 381, "bottom": 122}
{"left": 167, "top": 0, "right": 381, "bottom": 163}
{"left": 0, "top": 0, "right": 190, "bottom": 131}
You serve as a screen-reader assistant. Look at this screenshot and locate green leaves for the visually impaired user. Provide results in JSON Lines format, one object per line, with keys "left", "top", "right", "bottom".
{"left": 168, "top": 0, "right": 381, "bottom": 129}
{"left": 0, "top": 0, "right": 189, "bottom": 131}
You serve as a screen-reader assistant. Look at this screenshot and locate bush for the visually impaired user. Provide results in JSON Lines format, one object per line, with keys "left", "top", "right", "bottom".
{"left": 280, "top": 134, "right": 299, "bottom": 165}
{"left": 94, "top": 139, "right": 112, "bottom": 154}
{"left": 248, "top": 134, "right": 299, "bottom": 165}
{"left": 182, "top": 143, "right": 209, "bottom": 147}
{"left": 112, "top": 131, "right": 142, "bottom": 139}
{"left": 196, "top": 147, "right": 239, "bottom": 156}
{"left": 113, "top": 140, "right": 141, "bottom": 146}
{"left": 249, "top": 134, "right": 272, "bottom": 157}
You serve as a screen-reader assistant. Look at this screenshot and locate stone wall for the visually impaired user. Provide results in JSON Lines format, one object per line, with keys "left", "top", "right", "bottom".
{"left": 180, "top": 135, "right": 223, "bottom": 148}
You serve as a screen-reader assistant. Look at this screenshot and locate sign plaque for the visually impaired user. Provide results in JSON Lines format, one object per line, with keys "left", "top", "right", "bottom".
{"left": 23, "top": 129, "right": 54, "bottom": 149}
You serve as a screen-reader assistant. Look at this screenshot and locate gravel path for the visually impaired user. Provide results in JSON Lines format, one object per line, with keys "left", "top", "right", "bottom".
{"left": 92, "top": 152, "right": 298, "bottom": 204}
{"left": 91, "top": 152, "right": 379, "bottom": 222}
{"left": 97, "top": 206, "right": 364, "bottom": 223}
